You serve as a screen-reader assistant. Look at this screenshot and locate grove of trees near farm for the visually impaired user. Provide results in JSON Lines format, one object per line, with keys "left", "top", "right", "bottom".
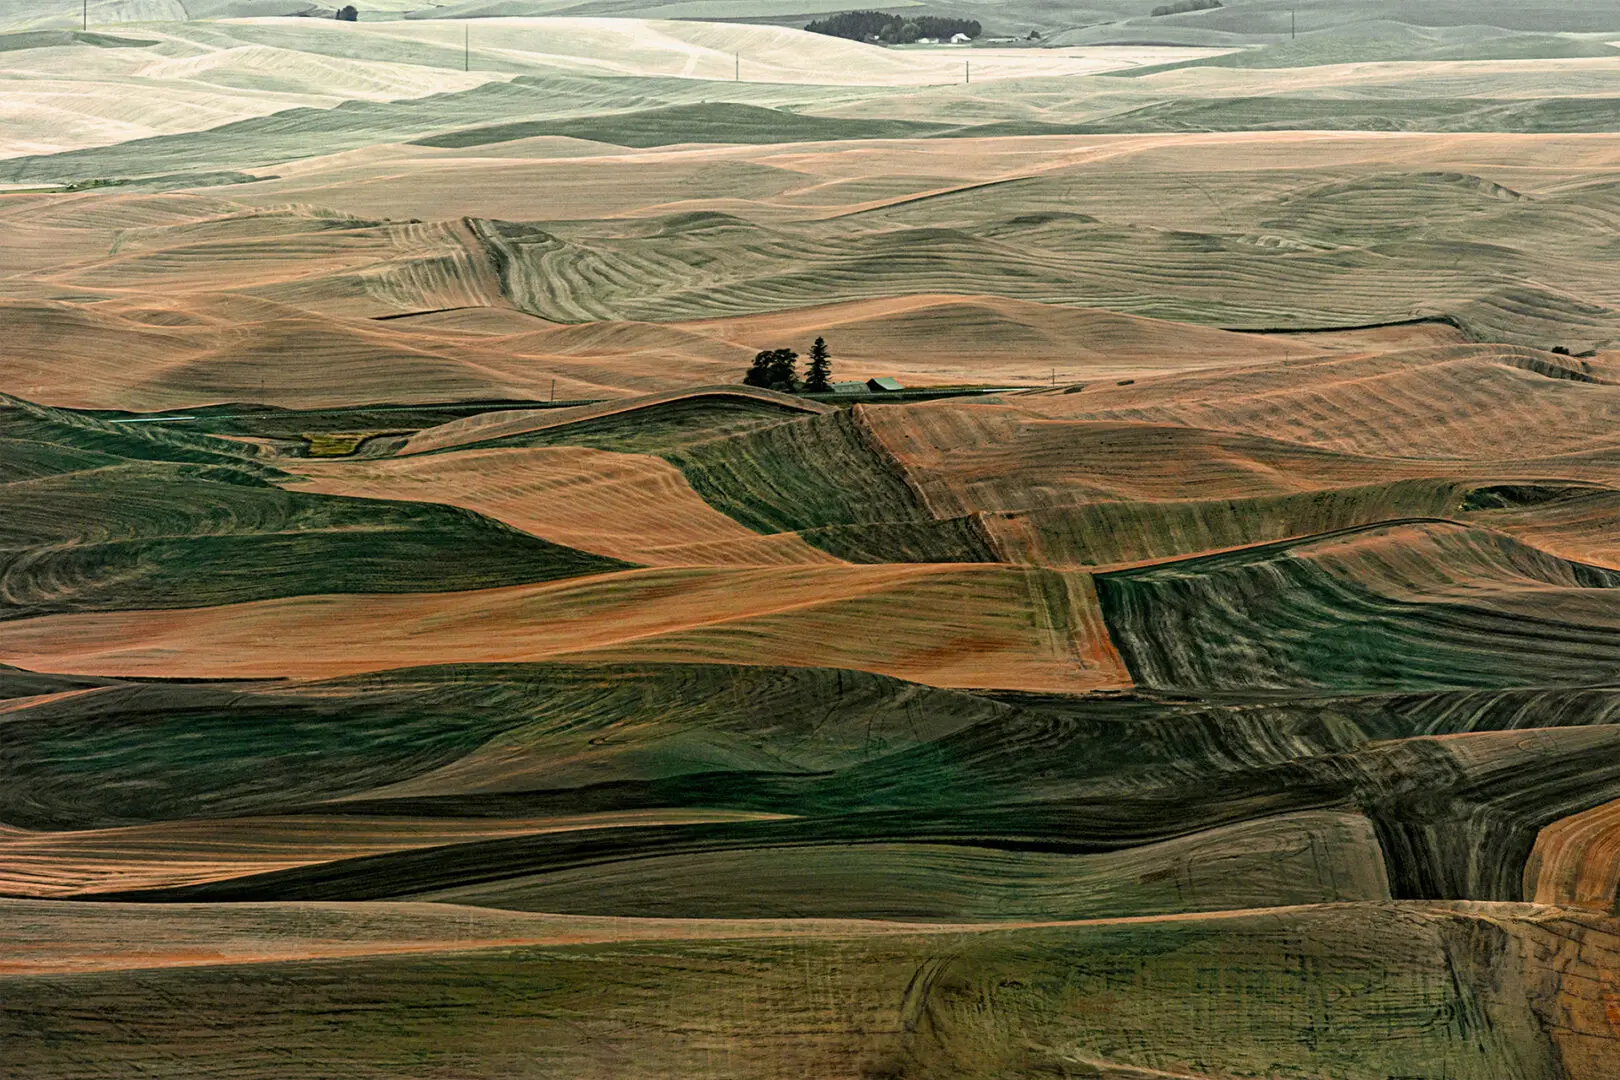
{"left": 805, "top": 12, "right": 981, "bottom": 43}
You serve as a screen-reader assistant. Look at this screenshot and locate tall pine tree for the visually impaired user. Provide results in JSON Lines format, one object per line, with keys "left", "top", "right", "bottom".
{"left": 804, "top": 337, "right": 832, "bottom": 392}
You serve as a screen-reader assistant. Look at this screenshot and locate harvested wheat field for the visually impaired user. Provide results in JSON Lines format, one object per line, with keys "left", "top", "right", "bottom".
{"left": 7, "top": 4, "right": 1620, "bottom": 1078}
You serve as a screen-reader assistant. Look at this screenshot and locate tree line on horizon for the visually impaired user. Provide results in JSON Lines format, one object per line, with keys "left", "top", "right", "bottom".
{"left": 804, "top": 11, "right": 982, "bottom": 44}
{"left": 743, "top": 337, "right": 833, "bottom": 393}
{"left": 1150, "top": 0, "right": 1221, "bottom": 15}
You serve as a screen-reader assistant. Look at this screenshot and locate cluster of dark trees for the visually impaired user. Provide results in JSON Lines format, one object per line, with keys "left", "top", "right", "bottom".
{"left": 804, "top": 11, "right": 981, "bottom": 44}
{"left": 743, "top": 337, "right": 833, "bottom": 392}
{"left": 335, "top": 5, "right": 358, "bottom": 20}
{"left": 1150, "top": 0, "right": 1221, "bottom": 15}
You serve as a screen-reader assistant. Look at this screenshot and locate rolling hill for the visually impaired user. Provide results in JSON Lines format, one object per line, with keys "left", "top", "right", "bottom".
{"left": 9, "top": 9, "right": 1620, "bottom": 1079}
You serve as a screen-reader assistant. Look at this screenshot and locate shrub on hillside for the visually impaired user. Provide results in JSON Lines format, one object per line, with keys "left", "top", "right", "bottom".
{"left": 743, "top": 348, "right": 800, "bottom": 391}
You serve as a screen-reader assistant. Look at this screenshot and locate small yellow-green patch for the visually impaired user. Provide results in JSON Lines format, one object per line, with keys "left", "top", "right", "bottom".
{"left": 302, "top": 432, "right": 395, "bottom": 457}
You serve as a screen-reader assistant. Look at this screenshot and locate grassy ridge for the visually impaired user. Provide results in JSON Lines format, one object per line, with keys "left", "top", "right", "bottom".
{"left": 1, "top": 462, "right": 628, "bottom": 617}
{"left": 414, "top": 102, "right": 950, "bottom": 148}
{"left": 1107, "top": 23, "right": 1620, "bottom": 75}
{"left": 660, "top": 408, "right": 999, "bottom": 560}
{"left": 3, "top": 902, "right": 1593, "bottom": 1080}
{"left": 447, "top": 396, "right": 806, "bottom": 456}
{"left": 0, "top": 393, "right": 269, "bottom": 474}
{"left": 470, "top": 197, "right": 1620, "bottom": 341}
{"left": 0, "top": 77, "right": 888, "bottom": 187}
{"left": 405, "top": 813, "right": 1389, "bottom": 918}
{"left": 0, "top": 663, "right": 1003, "bottom": 830}
{"left": 20, "top": 80, "right": 1620, "bottom": 194}
{"left": 665, "top": 411, "right": 933, "bottom": 533}
{"left": 0, "top": 397, "right": 629, "bottom": 618}
{"left": 990, "top": 480, "right": 1465, "bottom": 567}
{"left": 17, "top": 658, "right": 1620, "bottom": 913}
{"left": 1051, "top": 96, "right": 1620, "bottom": 135}
{"left": 1096, "top": 521, "right": 1620, "bottom": 693}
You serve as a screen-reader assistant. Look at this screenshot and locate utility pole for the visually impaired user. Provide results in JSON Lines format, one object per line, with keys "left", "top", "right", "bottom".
{"left": 83, "top": 0, "right": 87, "bottom": 30}
{"left": 965, "top": 60, "right": 970, "bottom": 85}
{"left": 464, "top": 24, "right": 469, "bottom": 71}
{"left": 1291, "top": 10, "right": 1296, "bottom": 39}
{"left": 550, "top": 378, "right": 556, "bottom": 403}
{"left": 735, "top": 53, "right": 739, "bottom": 81}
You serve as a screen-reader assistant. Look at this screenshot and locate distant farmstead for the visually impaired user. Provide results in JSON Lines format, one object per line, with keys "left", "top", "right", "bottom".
{"left": 866, "top": 376, "right": 904, "bottom": 392}
{"left": 830, "top": 381, "right": 867, "bottom": 395}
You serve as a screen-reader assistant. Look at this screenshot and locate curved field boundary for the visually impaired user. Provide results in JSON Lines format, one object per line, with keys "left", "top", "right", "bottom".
{"left": 401, "top": 386, "right": 827, "bottom": 456}
{"left": 0, "top": 564, "right": 1129, "bottom": 693}
{"left": 0, "top": 809, "right": 788, "bottom": 900}
{"left": 983, "top": 481, "right": 1470, "bottom": 570}
{"left": 287, "top": 446, "right": 840, "bottom": 568}
{"left": 1095, "top": 518, "right": 1620, "bottom": 693}
{"left": 1526, "top": 795, "right": 1620, "bottom": 913}
{"left": 1098, "top": 515, "right": 1620, "bottom": 584}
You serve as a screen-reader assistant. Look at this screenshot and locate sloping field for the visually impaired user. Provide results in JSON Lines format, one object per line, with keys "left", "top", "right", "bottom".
{"left": 1, "top": 810, "right": 784, "bottom": 898}
{"left": 1032, "top": 344, "right": 1620, "bottom": 461}
{"left": 0, "top": 563, "right": 1127, "bottom": 691}
{"left": 409, "top": 812, "right": 1391, "bottom": 919}
{"left": 680, "top": 293, "right": 1321, "bottom": 384}
{"left": 398, "top": 385, "right": 822, "bottom": 455}
{"left": 0, "top": 395, "right": 628, "bottom": 616}
{"left": 1097, "top": 521, "right": 1620, "bottom": 693}
{"left": 195, "top": 135, "right": 1620, "bottom": 341}
{"left": 13, "top": 132, "right": 1620, "bottom": 414}
{"left": 0, "top": 24, "right": 509, "bottom": 159}
{"left": 287, "top": 444, "right": 841, "bottom": 566}
{"left": 6, "top": 901, "right": 1618, "bottom": 1079}
{"left": 1470, "top": 488, "right": 1620, "bottom": 568}
{"left": 253, "top": 18, "right": 1232, "bottom": 86}
{"left": 0, "top": 15, "right": 1236, "bottom": 162}
{"left": 12, "top": 25, "right": 1620, "bottom": 1080}
{"left": 984, "top": 479, "right": 1466, "bottom": 568}
{"left": 859, "top": 405, "right": 1421, "bottom": 515}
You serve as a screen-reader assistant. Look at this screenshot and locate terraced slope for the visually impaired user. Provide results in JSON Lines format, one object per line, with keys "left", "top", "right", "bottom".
{"left": 0, "top": 563, "right": 1125, "bottom": 691}
{"left": 399, "top": 386, "right": 822, "bottom": 456}
{"left": 1034, "top": 344, "right": 1620, "bottom": 461}
{"left": 0, "top": 394, "right": 628, "bottom": 617}
{"left": 984, "top": 480, "right": 1466, "bottom": 568}
{"left": 1096, "top": 521, "right": 1620, "bottom": 693}
{"left": 11, "top": 901, "right": 1615, "bottom": 1079}
{"left": 16, "top": 136, "right": 1620, "bottom": 417}
{"left": 288, "top": 445, "right": 842, "bottom": 566}
{"left": 413, "top": 101, "right": 951, "bottom": 148}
